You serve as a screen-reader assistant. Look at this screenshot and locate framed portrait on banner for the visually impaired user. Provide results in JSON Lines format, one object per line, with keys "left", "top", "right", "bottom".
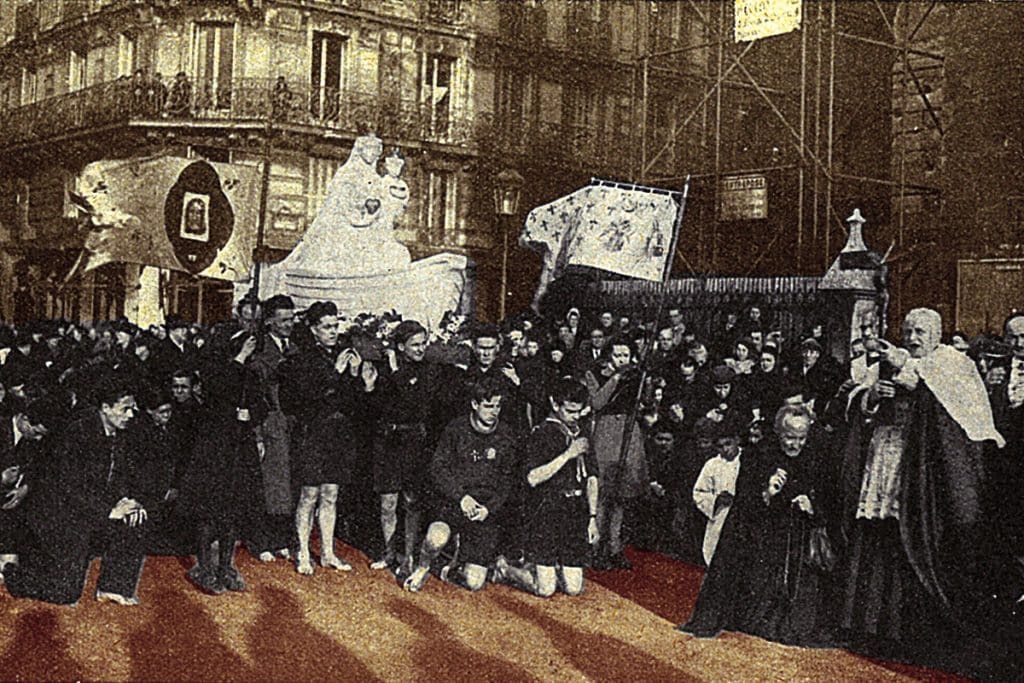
{"left": 180, "top": 192, "right": 210, "bottom": 242}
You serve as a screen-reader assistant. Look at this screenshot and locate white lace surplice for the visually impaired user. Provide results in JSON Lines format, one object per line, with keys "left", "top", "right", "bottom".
{"left": 857, "top": 425, "right": 904, "bottom": 520}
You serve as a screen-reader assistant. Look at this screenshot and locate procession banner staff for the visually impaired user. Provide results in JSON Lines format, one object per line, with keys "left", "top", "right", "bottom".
{"left": 604, "top": 177, "right": 690, "bottom": 504}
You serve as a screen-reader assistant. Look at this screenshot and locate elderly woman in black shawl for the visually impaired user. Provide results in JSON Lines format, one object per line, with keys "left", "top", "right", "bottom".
{"left": 679, "top": 404, "right": 831, "bottom": 645}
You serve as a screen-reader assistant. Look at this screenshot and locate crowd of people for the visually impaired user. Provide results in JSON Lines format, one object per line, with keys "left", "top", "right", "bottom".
{"left": 0, "top": 295, "right": 1021, "bottom": 674}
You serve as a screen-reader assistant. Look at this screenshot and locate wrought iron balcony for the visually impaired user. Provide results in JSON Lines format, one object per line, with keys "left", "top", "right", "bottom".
{"left": 0, "top": 76, "right": 477, "bottom": 150}
{"left": 474, "top": 113, "right": 635, "bottom": 177}
{"left": 423, "top": 0, "right": 466, "bottom": 25}
{"left": 0, "top": 76, "right": 639, "bottom": 179}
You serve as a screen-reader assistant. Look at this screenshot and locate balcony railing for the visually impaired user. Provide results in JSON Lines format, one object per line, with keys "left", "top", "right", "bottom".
{"left": 0, "top": 76, "right": 639, "bottom": 176}
{"left": 474, "top": 113, "right": 636, "bottom": 177}
{"left": 0, "top": 76, "right": 477, "bottom": 149}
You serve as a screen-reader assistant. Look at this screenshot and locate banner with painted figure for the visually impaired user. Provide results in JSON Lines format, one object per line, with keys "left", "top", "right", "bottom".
{"left": 73, "top": 156, "right": 260, "bottom": 280}
{"left": 520, "top": 184, "right": 681, "bottom": 306}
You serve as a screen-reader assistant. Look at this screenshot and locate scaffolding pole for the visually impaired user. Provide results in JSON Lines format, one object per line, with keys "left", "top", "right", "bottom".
{"left": 825, "top": 0, "right": 837, "bottom": 271}
{"left": 797, "top": 15, "right": 808, "bottom": 271}
{"left": 712, "top": 1, "right": 725, "bottom": 272}
{"left": 628, "top": 0, "right": 943, "bottom": 278}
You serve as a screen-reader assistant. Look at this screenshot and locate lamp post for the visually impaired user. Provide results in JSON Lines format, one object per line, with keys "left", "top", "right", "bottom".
{"left": 493, "top": 168, "right": 524, "bottom": 321}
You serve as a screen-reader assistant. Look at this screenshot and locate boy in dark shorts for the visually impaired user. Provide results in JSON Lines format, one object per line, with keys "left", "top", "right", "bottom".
{"left": 403, "top": 377, "right": 517, "bottom": 592}
{"left": 496, "top": 377, "right": 599, "bottom": 597}
{"left": 368, "top": 320, "right": 443, "bottom": 573}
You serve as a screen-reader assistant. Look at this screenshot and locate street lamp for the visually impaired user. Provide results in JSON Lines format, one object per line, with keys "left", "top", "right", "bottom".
{"left": 494, "top": 168, "right": 524, "bottom": 321}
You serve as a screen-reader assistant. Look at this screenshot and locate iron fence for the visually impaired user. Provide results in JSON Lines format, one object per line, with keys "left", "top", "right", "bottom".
{"left": 592, "top": 275, "right": 825, "bottom": 343}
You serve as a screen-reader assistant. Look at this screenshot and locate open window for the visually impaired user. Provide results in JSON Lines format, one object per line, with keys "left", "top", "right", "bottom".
{"left": 192, "top": 23, "right": 234, "bottom": 110}
{"left": 311, "top": 32, "right": 348, "bottom": 121}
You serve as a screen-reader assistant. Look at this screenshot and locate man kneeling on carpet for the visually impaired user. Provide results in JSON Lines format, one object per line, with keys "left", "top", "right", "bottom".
{"left": 403, "top": 377, "right": 517, "bottom": 592}
{"left": 495, "top": 378, "right": 599, "bottom": 598}
{"left": 5, "top": 377, "right": 151, "bottom": 606}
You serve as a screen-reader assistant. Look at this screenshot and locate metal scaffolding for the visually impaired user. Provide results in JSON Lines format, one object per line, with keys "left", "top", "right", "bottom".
{"left": 633, "top": 0, "right": 943, "bottom": 285}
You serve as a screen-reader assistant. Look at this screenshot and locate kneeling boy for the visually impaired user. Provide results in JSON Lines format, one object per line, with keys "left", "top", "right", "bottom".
{"left": 497, "top": 378, "right": 598, "bottom": 597}
{"left": 404, "top": 377, "right": 517, "bottom": 592}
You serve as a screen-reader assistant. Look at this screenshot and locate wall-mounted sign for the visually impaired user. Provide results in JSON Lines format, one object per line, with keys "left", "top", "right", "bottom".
{"left": 735, "top": 0, "right": 802, "bottom": 42}
{"left": 719, "top": 173, "right": 767, "bottom": 221}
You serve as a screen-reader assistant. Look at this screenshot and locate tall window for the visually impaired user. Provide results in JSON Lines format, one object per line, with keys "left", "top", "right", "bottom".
{"left": 426, "top": 170, "right": 456, "bottom": 245}
{"left": 1, "top": 81, "right": 13, "bottom": 110}
{"left": 69, "top": 50, "right": 87, "bottom": 92}
{"left": 311, "top": 32, "right": 347, "bottom": 121}
{"left": 649, "top": 1, "right": 681, "bottom": 50}
{"left": 565, "top": 85, "right": 597, "bottom": 131}
{"left": 38, "top": 0, "right": 61, "bottom": 31}
{"left": 20, "top": 67, "right": 36, "bottom": 105}
{"left": 193, "top": 23, "right": 234, "bottom": 109}
{"left": 89, "top": 45, "right": 107, "bottom": 86}
{"left": 420, "top": 53, "right": 454, "bottom": 138}
{"left": 117, "top": 33, "right": 136, "bottom": 78}
{"left": 496, "top": 70, "right": 534, "bottom": 143}
{"left": 42, "top": 71, "right": 54, "bottom": 100}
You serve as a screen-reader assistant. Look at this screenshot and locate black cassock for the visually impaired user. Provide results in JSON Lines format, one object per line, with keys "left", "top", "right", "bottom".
{"left": 680, "top": 441, "right": 828, "bottom": 645}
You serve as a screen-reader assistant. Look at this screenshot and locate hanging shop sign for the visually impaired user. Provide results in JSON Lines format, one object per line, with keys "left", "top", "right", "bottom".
{"left": 734, "top": 0, "right": 802, "bottom": 42}
{"left": 719, "top": 173, "right": 768, "bottom": 221}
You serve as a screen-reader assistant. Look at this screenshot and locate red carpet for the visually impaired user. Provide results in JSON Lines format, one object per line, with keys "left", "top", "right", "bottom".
{"left": 589, "top": 547, "right": 973, "bottom": 683}
{"left": 0, "top": 542, "right": 976, "bottom": 681}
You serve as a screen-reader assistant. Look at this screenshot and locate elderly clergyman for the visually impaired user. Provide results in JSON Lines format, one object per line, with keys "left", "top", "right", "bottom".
{"left": 836, "top": 308, "right": 1009, "bottom": 648}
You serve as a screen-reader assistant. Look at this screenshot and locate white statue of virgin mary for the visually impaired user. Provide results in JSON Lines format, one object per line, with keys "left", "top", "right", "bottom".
{"left": 287, "top": 133, "right": 411, "bottom": 277}
{"left": 247, "top": 133, "right": 468, "bottom": 332}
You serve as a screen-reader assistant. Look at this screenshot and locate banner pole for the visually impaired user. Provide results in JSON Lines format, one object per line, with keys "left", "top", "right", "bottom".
{"left": 603, "top": 177, "right": 690, "bottom": 552}
{"left": 251, "top": 107, "right": 275, "bottom": 300}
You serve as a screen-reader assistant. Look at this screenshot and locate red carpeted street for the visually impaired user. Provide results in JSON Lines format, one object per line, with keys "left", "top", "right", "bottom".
{"left": 0, "top": 543, "right": 972, "bottom": 682}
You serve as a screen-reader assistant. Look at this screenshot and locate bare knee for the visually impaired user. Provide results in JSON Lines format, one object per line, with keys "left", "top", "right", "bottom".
{"left": 424, "top": 522, "right": 451, "bottom": 551}
{"left": 319, "top": 484, "right": 339, "bottom": 506}
{"left": 298, "top": 487, "right": 320, "bottom": 507}
{"left": 463, "top": 563, "right": 488, "bottom": 591}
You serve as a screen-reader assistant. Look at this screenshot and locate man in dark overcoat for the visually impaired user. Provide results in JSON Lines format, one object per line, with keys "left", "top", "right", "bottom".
{"left": 4, "top": 377, "right": 151, "bottom": 606}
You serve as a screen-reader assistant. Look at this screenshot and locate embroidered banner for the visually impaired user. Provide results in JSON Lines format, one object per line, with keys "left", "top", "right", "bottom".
{"left": 520, "top": 184, "right": 680, "bottom": 283}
